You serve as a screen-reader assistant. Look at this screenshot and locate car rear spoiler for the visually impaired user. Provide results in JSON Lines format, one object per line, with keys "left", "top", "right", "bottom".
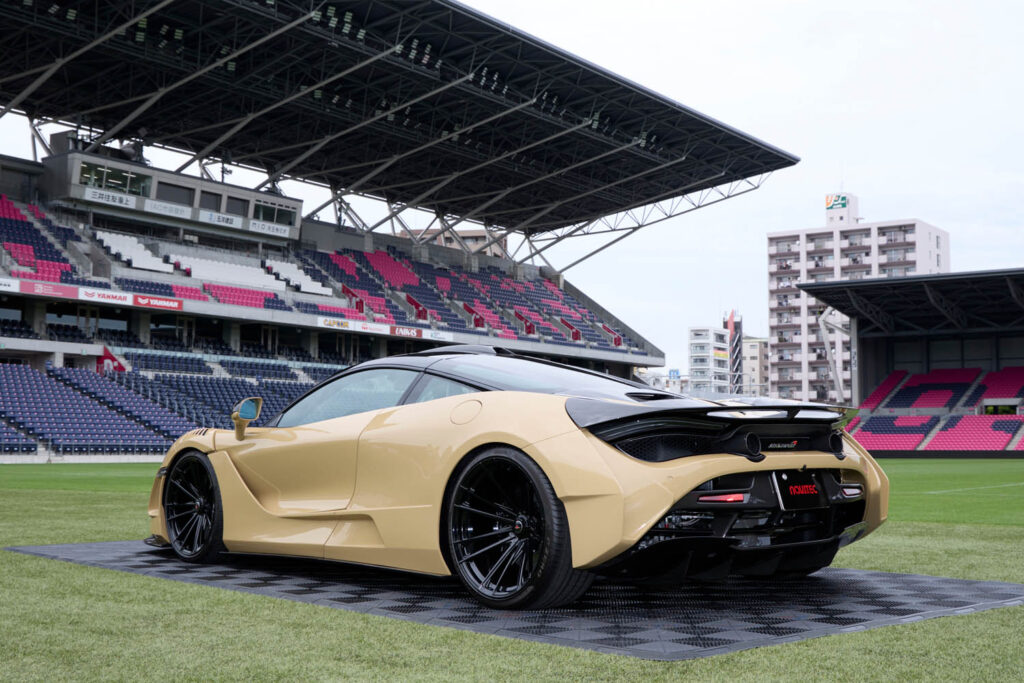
{"left": 565, "top": 397, "right": 857, "bottom": 430}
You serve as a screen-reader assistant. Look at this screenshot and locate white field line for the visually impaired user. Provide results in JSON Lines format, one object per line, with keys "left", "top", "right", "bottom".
{"left": 922, "top": 482, "right": 1024, "bottom": 495}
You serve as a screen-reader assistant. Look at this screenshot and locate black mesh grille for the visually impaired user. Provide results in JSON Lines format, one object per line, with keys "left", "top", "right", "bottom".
{"left": 616, "top": 433, "right": 710, "bottom": 461}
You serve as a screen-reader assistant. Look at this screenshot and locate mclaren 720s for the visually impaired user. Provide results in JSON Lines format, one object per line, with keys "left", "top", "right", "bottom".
{"left": 147, "top": 345, "right": 888, "bottom": 609}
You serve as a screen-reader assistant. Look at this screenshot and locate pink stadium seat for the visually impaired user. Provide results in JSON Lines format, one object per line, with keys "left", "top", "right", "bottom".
{"left": 962, "top": 367, "right": 1024, "bottom": 406}
{"left": 859, "top": 370, "right": 907, "bottom": 410}
{"left": 317, "top": 304, "right": 366, "bottom": 321}
{"left": 365, "top": 250, "right": 419, "bottom": 289}
{"left": 925, "top": 415, "right": 1024, "bottom": 451}
{"left": 852, "top": 415, "right": 938, "bottom": 451}
{"left": 328, "top": 253, "right": 360, "bottom": 279}
{"left": 171, "top": 285, "right": 209, "bottom": 301}
{"left": 886, "top": 368, "right": 981, "bottom": 409}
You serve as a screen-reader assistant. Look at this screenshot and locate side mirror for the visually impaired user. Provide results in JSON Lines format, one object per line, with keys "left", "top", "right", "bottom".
{"left": 231, "top": 397, "right": 263, "bottom": 440}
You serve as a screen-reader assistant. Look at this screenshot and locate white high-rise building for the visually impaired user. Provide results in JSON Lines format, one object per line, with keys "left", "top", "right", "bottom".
{"left": 767, "top": 194, "right": 950, "bottom": 402}
{"left": 741, "top": 336, "right": 770, "bottom": 397}
{"left": 688, "top": 326, "right": 730, "bottom": 395}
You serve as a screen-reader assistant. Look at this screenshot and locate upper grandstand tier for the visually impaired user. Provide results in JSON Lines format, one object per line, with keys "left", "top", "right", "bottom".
{"left": 0, "top": 190, "right": 656, "bottom": 364}
{"left": 0, "top": 0, "right": 797, "bottom": 233}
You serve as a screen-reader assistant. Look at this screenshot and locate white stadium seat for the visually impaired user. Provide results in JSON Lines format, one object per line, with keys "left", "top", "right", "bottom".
{"left": 167, "top": 253, "right": 286, "bottom": 292}
{"left": 96, "top": 230, "right": 174, "bottom": 273}
{"left": 265, "top": 259, "right": 332, "bottom": 296}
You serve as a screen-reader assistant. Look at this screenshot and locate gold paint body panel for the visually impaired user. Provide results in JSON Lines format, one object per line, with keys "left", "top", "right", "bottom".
{"left": 148, "top": 392, "right": 888, "bottom": 575}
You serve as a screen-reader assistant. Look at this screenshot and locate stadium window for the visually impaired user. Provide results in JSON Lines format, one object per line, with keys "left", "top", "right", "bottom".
{"left": 225, "top": 196, "right": 249, "bottom": 217}
{"left": 254, "top": 202, "right": 295, "bottom": 226}
{"left": 199, "top": 191, "right": 221, "bottom": 211}
{"left": 78, "top": 162, "right": 151, "bottom": 196}
{"left": 156, "top": 182, "right": 195, "bottom": 206}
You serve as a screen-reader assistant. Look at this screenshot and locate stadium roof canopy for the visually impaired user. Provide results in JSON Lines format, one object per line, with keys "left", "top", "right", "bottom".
{"left": 0, "top": 0, "right": 797, "bottom": 249}
{"left": 800, "top": 268, "right": 1024, "bottom": 338}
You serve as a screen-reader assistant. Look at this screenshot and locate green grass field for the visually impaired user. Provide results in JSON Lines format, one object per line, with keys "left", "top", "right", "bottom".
{"left": 1, "top": 460, "right": 1022, "bottom": 681}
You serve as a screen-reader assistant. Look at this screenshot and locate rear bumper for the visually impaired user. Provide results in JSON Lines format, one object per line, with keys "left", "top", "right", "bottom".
{"left": 595, "top": 468, "right": 870, "bottom": 579}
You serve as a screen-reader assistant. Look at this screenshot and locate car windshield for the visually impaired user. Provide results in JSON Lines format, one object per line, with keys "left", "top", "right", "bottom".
{"left": 431, "top": 355, "right": 671, "bottom": 401}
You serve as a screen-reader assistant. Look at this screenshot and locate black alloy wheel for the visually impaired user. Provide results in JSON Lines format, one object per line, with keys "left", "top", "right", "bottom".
{"left": 446, "top": 447, "right": 592, "bottom": 609}
{"left": 163, "top": 451, "right": 225, "bottom": 563}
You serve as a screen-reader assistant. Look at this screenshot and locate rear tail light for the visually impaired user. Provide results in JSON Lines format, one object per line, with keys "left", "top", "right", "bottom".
{"left": 698, "top": 493, "right": 748, "bottom": 503}
{"left": 841, "top": 485, "right": 863, "bottom": 498}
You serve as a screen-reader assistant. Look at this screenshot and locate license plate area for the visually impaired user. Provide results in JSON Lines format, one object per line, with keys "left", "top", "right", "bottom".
{"left": 773, "top": 470, "right": 826, "bottom": 510}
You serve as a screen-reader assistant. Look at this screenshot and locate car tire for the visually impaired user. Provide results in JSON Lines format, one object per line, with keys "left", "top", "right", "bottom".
{"left": 163, "top": 450, "right": 226, "bottom": 563}
{"left": 445, "top": 446, "right": 593, "bottom": 609}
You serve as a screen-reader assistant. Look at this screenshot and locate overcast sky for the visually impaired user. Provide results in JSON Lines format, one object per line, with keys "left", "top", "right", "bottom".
{"left": 460, "top": 0, "right": 1024, "bottom": 371}
{"left": 3, "top": 1, "right": 1022, "bottom": 371}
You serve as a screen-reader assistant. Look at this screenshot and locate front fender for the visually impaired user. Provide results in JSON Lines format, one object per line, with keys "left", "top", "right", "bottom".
{"left": 147, "top": 429, "right": 222, "bottom": 542}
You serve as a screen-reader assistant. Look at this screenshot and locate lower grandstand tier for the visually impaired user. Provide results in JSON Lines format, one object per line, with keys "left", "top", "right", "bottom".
{"left": 847, "top": 367, "right": 1024, "bottom": 455}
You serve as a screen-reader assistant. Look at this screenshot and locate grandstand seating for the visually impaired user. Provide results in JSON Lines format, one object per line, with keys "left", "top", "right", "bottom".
{"left": 167, "top": 252, "right": 286, "bottom": 292}
{"left": 47, "top": 324, "right": 92, "bottom": 344}
{"left": 25, "top": 204, "right": 81, "bottom": 248}
{"left": 96, "top": 230, "right": 173, "bottom": 273}
{"left": 859, "top": 370, "right": 908, "bottom": 410}
{"left": 265, "top": 258, "right": 332, "bottom": 295}
{"left": 221, "top": 358, "right": 297, "bottom": 381}
{"left": 204, "top": 284, "right": 291, "bottom": 311}
{"left": 96, "top": 329, "right": 147, "bottom": 349}
{"left": 851, "top": 415, "right": 939, "bottom": 451}
{"left": 50, "top": 366, "right": 197, "bottom": 438}
{"left": 0, "top": 319, "right": 39, "bottom": 339}
{"left": 884, "top": 368, "right": 981, "bottom": 409}
{"left": 0, "top": 419, "right": 37, "bottom": 454}
{"left": 0, "top": 196, "right": 109, "bottom": 289}
{"left": 293, "top": 301, "right": 367, "bottom": 321}
{"left": 279, "top": 345, "right": 314, "bottom": 363}
{"left": 303, "top": 365, "right": 342, "bottom": 382}
{"left": 143, "top": 374, "right": 310, "bottom": 428}
{"left": 962, "top": 367, "right": 1024, "bottom": 407}
{"left": 925, "top": 415, "right": 1024, "bottom": 451}
{"left": 126, "top": 352, "right": 212, "bottom": 374}
{"left": 0, "top": 365, "right": 168, "bottom": 454}
{"left": 149, "top": 332, "right": 194, "bottom": 352}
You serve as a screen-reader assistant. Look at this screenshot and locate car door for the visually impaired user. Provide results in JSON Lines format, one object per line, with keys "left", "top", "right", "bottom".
{"left": 226, "top": 367, "right": 420, "bottom": 515}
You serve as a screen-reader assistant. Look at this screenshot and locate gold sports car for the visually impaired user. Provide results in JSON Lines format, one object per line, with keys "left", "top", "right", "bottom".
{"left": 147, "top": 346, "right": 888, "bottom": 609}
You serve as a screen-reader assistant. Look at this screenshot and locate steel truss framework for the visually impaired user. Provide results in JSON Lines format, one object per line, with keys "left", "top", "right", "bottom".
{"left": 801, "top": 269, "right": 1024, "bottom": 339}
{"left": 0, "top": 0, "right": 797, "bottom": 270}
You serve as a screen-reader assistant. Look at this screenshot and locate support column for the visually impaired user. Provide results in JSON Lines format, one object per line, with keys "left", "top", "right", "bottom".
{"left": 23, "top": 300, "right": 47, "bottom": 338}
{"left": 306, "top": 331, "right": 319, "bottom": 360}
{"left": 131, "top": 311, "right": 151, "bottom": 345}
{"left": 222, "top": 322, "right": 241, "bottom": 352}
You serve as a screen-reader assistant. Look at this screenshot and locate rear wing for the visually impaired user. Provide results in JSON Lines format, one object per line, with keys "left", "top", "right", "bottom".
{"left": 565, "top": 397, "right": 856, "bottom": 430}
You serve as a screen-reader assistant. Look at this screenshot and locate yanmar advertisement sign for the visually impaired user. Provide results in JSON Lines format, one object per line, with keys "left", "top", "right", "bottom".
{"left": 79, "top": 287, "right": 132, "bottom": 305}
{"left": 133, "top": 294, "right": 183, "bottom": 311}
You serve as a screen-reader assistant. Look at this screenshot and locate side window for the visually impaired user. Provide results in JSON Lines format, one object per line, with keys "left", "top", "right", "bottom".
{"left": 409, "top": 375, "right": 479, "bottom": 404}
{"left": 276, "top": 368, "right": 419, "bottom": 427}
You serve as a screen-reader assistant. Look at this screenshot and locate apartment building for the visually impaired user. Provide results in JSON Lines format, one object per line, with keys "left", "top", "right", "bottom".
{"left": 768, "top": 194, "right": 950, "bottom": 402}
{"left": 689, "top": 325, "right": 730, "bottom": 395}
{"left": 741, "top": 336, "right": 770, "bottom": 397}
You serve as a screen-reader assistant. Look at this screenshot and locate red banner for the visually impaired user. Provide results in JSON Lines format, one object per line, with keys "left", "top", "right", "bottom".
{"left": 19, "top": 281, "right": 78, "bottom": 298}
{"left": 133, "top": 294, "right": 183, "bottom": 311}
{"left": 95, "top": 346, "right": 126, "bottom": 373}
{"left": 390, "top": 325, "right": 422, "bottom": 338}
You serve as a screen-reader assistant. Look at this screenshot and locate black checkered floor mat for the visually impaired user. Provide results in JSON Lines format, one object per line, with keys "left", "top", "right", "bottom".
{"left": 8, "top": 541, "right": 1024, "bottom": 660}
